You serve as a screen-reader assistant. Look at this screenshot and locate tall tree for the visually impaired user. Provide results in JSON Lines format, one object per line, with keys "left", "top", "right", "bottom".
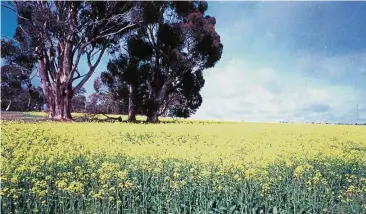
{"left": 1, "top": 39, "right": 40, "bottom": 111}
{"left": 85, "top": 77, "right": 122, "bottom": 115}
{"left": 1, "top": 65, "right": 23, "bottom": 111}
{"left": 71, "top": 87, "right": 87, "bottom": 113}
{"left": 4, "top": 1, "right": 141, "bottom": 120}
{"left": 102, "top": 1, "right": 223, "bottom": 122}
{"left": 102, "top": 38, "right": 152, "bottom": 121}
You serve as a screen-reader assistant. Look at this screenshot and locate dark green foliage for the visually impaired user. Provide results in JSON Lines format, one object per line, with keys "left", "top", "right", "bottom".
{"left": 172, "top": 1, "right": 197, "bottom": 17}
{"left": 157, "top": 24, "right": 182, "bottom": 49}
{"left": 127, "top": 36, "right": 154, "bottom": 60}
{"left": 142, "top": 1, "right": 162, "bottom": 24}
{"left": 79, "top": 1, "right": 137, "bottom": 48}
{"left": 85, "top": 78, "right": 124, "bottom": 114}
{"left": 100, "top": 1, "right": 223, "bottom": 122}
{"left": 102, "top": 54, "right": 149, "bottom": 116}
{"left": 1, "top": 39, "right": 43, "bottom": 111}
{"left": 71, "top": 88, "right": 87, "bottom": 113}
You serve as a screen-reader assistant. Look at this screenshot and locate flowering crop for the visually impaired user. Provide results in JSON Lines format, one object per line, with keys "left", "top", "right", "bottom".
{"left": 1, "top": 120, "right": 366, "bottom": 213}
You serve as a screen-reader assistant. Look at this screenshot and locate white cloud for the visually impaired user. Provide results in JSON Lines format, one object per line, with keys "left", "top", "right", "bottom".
{"left": 294, "top": 51, "right": 366, "bottom": 85}
{"left": 195, "top": 2, "right": 366, "bottom": 123}
{"left": 193, "top": 58, "right": 365, "bottom": 124}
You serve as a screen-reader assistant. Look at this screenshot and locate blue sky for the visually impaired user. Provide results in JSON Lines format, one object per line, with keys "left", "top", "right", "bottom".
{"left": 2, "top": 2, "right": 366, "bottom": 123}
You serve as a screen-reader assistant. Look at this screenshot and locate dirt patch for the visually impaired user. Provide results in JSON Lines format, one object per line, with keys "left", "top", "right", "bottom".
{"left": 1, "top": 111, "right": 48, "bottom": 122}
{"left": 1, "top": 112, "right": 25, "bottom": 119}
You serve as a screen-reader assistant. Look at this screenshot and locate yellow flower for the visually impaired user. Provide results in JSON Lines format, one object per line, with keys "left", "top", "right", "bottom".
{"left": 66, "top": 181, "right": 84, "bottom": 194}
{"left": 346, "top": 185, "right": 355, "bottom": 193}
{"left": 233, "top": 174, "right": 241, "bottom": 181}
{"left": 117, "top": 170, "right": 128, "bottom": 180}
{"left": 125, "top": 180, "right": 133, "bottom": 189}
{"left": 56, "top": 180, "right": 67, "bottom": 190}
{"left": 312, "top": 171, "right": 322, "bottom": 184}
{"left": 244, "top": 169, "right": 258, "bottom": 180}
{"left": 2, "top": 118, "right": 366, "bottom": 211}
{"left": 173, "top": 172, "right": 180, "bottom": 178}
{"left": 294, "top": 166, "right": 304, "bottom": 178}
{"left": 172, "top": 182, "right": 179, "bottom": 191}
{"left": 10, "top": 176, "right": 18, "bottom": 184}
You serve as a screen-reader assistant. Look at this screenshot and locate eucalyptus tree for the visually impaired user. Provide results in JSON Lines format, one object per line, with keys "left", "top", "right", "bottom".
{"left": 4, "top": 1, "right": 142, "bottom": 120}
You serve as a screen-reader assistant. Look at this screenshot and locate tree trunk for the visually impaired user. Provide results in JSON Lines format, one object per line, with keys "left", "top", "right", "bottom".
{"left": 40, "top": 3, "right": 75, "bottom": 122}
{"left": 146, "top": 88, "right": 160, "bottom": 123}
{"left": 48, "top": 94, "right": 55, "bottom": 119}
{"left": 53, "top": 88, "right": 64, "bottom": 120}
{"left": 146, "top": 83, "right": 168, "bottom": 123}
{"left": 39, "top": 59, "right": 56, "bottom": 119}
{"left": 27, "top": 97, "right": 31, "bottom": 111}
{"left": 127, "top": 84, "right": 136, "bottom": 122}
{"left": 146, "top": 104, "right": 160, "bottom": 123}
{"left": 52, "top": 88, "right": 73, "bottom": 121}
{"left": 5, "top": 100, "right": 12, "bottom": 111}
{"left": 63, "top": 86, "right": 73, "bottom": 120}
{"left": 146, "top": 95, "right": 162, "bottom": 123}
{"left": 44, "top": 86, "right": 73, "bottom": 121}
{"left": 158, "top": 101, "right": 167, "bottom": 117}
{"left": 63, "top": 94, "right": 73, "bottom": 121}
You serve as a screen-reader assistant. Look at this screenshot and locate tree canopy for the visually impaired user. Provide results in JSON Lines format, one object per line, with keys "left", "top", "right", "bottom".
{"left": 101, "top": 1, "right": 223, "bottom": 122}
{"left": 3, "top": 1, "right": 142, "bottom": 120}
{"left": 2, "top": 1, "right": 223, "bottom": 122}
{"left": 1, "top": 39, "right": 44, "bottom": 111}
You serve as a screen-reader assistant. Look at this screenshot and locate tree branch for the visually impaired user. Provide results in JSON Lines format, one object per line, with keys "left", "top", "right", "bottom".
{"left": 92, "top": 47, "right": 105, "bottom": 69}
{"left": 86, "top": 46, "right": 95, "bottom": 68}
{"left": 29, "top": 71, "right": 39, "bottom": 81}
{"left": 72, "top": 73, "right": 87, "bottom": 82}
{"left": 1, "top": 4, "right": 30, "bottom": 21}
{"left": 42, "top": 48, "right": 56, "bottom": 83}
{"left": 148, "top": 24, "right": 157, "bottom": 48}
{"left": 73, "top": 47, "right": 106, "bottom": 93}
{"left": 72, "top": 39, "right": 83, "bottom": 56}
{"left": 93, "top": 23, "right": 139, "bottom": 41}
{"left": 0, "top": 35, "right": 20, "bottom": 44}
{"left": 67, "top": 44, "right": 87, "bottom": 84}
{"left": 101, "top": 113, "right": 122, "bottom": 122}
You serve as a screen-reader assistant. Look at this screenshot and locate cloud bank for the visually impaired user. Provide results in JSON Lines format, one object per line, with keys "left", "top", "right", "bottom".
{"left": 191, "top": 2, "right": 366, "bottom": 124}
{"left": 193, "top": 58, "right": 365, "bottom": 124}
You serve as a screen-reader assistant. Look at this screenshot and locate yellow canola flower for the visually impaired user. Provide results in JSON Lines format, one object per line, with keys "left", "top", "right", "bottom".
{"left": 56, "top": 180, "right": 68, "bottom": 190}
{"left": 244, "top": 169, "right": 259, "bottom": 180}
{"left": 1, "top": 118, "right": 366, "bottom": 211}
{"left": 66, "top": 181, "right": 84, "bottom": 194}
{"left": 10, "top": 176, "right": 18, "bottom": 184}
{"left": 117, "top": 170, "right": 128, "bottom": 180}
{"left": 312, "top": 171, "right": 322, "bottom": 184}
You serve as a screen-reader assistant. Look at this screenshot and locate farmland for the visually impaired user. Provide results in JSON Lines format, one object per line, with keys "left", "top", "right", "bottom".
{"left": 1, "top": 117, "right": 366, "bottom": 213}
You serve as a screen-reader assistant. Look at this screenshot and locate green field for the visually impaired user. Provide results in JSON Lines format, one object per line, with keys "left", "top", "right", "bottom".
{"left": 1, "top": 115, "right": 366, "bottom": 213}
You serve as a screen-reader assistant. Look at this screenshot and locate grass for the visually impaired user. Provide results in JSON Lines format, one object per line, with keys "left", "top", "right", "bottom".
{"left": 1, "top": 115, "right": 366, "bottom": 213}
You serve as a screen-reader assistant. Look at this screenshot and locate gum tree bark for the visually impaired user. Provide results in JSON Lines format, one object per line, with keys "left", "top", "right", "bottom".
{"left": 127, "top": 84, "right": 136, "bottom": 122}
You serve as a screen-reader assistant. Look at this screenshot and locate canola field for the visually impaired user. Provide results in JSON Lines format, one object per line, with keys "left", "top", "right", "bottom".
{"left": 1, "top": 119, "right": 366, "bottom": 213}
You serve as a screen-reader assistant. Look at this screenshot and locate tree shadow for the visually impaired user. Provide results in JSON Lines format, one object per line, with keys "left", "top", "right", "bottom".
{"left": 75, "top": 114, "right": 182, "bottom": 124}
{"left": 1, "top": 112, "right": 186, "bottom": 124}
